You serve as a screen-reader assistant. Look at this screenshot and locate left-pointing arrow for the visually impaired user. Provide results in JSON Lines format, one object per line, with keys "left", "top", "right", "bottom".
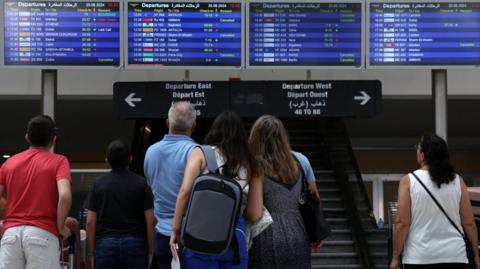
{"left": 125, "top": 93, "right": 142, "bottom": 107}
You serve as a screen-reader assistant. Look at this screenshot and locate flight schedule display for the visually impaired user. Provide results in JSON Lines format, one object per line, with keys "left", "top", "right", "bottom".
{"left": 369, "top": 2, "right": 480, "bottom": 67}
{"left": 3, "top": 1, "right": 121, "bottom": 67}
{"left": 127, "top": 1, "right": 243, "bottom": 68}
{"left": 248, "top": 2, "right": 363, "bottom": 68}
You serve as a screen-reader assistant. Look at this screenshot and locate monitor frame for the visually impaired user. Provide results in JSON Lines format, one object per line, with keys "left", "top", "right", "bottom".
{"left": 246, "top": 0, "right": 365, "bottom": 69}
{"left": 124, "top": 0, "right": 245, "bottom": 70}
{"left": 1, "top": 0, "right": 124, "bottom": 69}
{"left": 367, "top": 0, "right": 480, "bottom": 69}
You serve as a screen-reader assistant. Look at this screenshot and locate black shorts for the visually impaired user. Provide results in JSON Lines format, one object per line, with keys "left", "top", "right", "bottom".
{"left": 404, "top": 263, "right": 467, "bottom": 269}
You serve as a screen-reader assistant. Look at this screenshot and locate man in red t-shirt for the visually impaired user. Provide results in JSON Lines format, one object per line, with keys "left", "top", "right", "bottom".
{"left": 0, "top": 115, "right": 72, "bottom": 269}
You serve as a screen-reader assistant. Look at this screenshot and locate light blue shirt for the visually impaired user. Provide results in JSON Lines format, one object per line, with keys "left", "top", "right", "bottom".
{"left": 292, "top": 151, "right": 315, "bottom": 183}
{"left": 144, "top": 135, "right": 197, "bottom": 236}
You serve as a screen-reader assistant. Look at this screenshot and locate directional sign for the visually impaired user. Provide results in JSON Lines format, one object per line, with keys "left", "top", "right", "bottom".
{"left": 114, "top": 80, "right": 382, "bottom": 119}
{"left": 354, "top": 91, "right": 371, "bottom": 106}
{"left": 114, "top": 81, "right": 230, "bottom": 118}
{"left": 125, "top": 93, "right": 142, "bottom": 107}
{"left": 230, "top": 80, "right": 382, "bottom": 117}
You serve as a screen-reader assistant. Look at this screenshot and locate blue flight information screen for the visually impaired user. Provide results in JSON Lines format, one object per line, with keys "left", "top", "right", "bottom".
{"left": 127, "top": 2, "right": 242, "bottom": 67}
{"left": 369, "top": 2, "right": 480, "bottom": 66}
{"left": 248, "top": 2, "right": 362, "bottom": 67}
{"left": 3, "top": 1, "right": 121, "bottom": 67}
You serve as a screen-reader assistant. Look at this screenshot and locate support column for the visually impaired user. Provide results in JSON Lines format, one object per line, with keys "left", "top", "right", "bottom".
{"left": 41, "top": 69, "right": 57, "bottom": 120}
{"left": 432, "top": 69, "right": 448, "bottom": 141}
{"left": 41, "top": 70, "right": 57, "bottom": 152}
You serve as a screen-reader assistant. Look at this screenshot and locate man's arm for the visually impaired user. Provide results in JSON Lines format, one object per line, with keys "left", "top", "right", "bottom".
{"left": 57, "top": 179, "right": 72, "bottom": 238}
{"left": 0, "top": 185, "right": 4, "bottom": 219}
{"left": 86, "top": 210, "right": 97, "bottom": 269}
{"left": 144, "top": 209, "right": 155, "bottom": 267}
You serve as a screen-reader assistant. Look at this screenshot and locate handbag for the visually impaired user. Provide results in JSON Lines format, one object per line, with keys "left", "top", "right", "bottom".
{"left": 295, "top": 157, "right": 331, "bottom": 242}
{"left": 411, "top": 172, "right": 475, "bottom": 268}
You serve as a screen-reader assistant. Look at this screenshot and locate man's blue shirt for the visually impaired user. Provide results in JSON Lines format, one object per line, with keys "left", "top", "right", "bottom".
{"left": 292, "top": 151, "right": 316, "bottom": 183}
{"left": 144, "top": 135, "right": 196, "bottom": 236}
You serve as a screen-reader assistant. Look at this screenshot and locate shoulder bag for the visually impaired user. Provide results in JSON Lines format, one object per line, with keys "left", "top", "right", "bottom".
{"left": 295, "top": 156, "right": 331, "bottom": 242}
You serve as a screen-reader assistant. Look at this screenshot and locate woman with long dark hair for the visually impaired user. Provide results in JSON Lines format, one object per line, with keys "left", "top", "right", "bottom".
{"left": 390, "top": 133, "right": 479, "bottom": 269}
{"left": 246, "top": 115, "right": 320, "bottom": 269}
{"left": 170, "top": 111, "right": 260, "bottom": 269}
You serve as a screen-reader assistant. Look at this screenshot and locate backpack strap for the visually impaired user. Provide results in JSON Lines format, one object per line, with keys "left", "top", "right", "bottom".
{"left": 231, "top": 234, "right": 240, "bottom": 265}
{"left": 199, "top": 145, "right": 219, "bottom": 173}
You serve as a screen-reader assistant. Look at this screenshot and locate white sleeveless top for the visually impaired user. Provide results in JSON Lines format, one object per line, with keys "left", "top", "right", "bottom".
{"left": 403, "top": 169, "right": 467, "bottom": 264}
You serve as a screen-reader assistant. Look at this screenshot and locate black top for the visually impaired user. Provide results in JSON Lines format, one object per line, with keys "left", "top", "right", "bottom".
{"left": 84, "top": 170, "right": 154, "bottom": 239}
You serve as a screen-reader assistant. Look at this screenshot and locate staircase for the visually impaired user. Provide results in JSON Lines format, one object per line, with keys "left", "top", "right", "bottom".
{"left": 285, "top": 119, "right": 389, "bottom": 269}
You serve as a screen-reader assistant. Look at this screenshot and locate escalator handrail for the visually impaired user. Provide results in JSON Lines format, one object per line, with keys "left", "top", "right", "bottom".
{"left": 335, "top": 119, "right": 378, "bottom": 226}
{"left": 334, "top": 165, "right": 375, "bottom": 269}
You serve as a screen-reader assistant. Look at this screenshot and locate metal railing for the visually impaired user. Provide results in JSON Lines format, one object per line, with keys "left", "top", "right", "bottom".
{"left": 387, "top": 201, "right": 398, "bottom": 265}
{"left": 315, "top": 118, "right": 377, "bottom": 268}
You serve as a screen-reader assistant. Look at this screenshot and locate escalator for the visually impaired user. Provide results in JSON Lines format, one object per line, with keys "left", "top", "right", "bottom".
{"left": 130, "top": 117, "right": 389, "bottom": 269}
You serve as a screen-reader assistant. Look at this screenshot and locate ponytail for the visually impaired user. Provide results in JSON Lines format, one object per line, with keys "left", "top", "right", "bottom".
{"left": 420, "top": 133, "right": 455, "bottom": 187}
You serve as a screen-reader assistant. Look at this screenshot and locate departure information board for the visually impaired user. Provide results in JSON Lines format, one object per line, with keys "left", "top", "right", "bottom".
{"left": 369, "top": 2, "right": 480, "bottom": 67}
{"left": 127, "top": 1, "right": 243, "bottom": 68}
{"left": 3, "top": 1, "right": 121, "bottom": 67}
{"left": 248, "top": 2, "right": 363, "bottom": 68}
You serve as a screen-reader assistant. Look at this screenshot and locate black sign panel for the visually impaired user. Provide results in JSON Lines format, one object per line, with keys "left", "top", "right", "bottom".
{"left": 114, "top": 81, "right": 230, "bottom": 118}
{"left": 230, "top": 80, "right": 381, "bottom": 117}
{"left": 114, "top": 80, "right": 382, "bottom": 118}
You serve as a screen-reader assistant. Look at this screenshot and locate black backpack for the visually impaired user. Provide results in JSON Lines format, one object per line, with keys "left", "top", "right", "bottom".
{"left": 181, "top": 145, "right": 243, "bottom": 259}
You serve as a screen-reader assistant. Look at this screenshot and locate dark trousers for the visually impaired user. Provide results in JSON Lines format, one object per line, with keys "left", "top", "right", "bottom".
{"left": 95, "top": 234, "right": 148, "bottom": 269}
{"left": 404, "top": 263, "right": 467, "bottom": 269}
{"left": 155, "top": 233, "right": 172, "bottom": 269}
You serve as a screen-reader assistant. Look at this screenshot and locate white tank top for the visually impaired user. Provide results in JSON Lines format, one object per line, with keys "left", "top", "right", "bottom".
{"left": 403, "top": 169, "right": 467, "bottom": 264}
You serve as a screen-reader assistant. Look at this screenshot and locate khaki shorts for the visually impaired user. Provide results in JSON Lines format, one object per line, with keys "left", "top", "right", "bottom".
{"left": 0, "top": 225, "right": 60, "bottom": 269}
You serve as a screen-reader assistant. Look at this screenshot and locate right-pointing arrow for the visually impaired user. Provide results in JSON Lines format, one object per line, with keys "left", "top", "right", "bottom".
{"left": 354, "top": 91, "right": 371, "bottom": 106}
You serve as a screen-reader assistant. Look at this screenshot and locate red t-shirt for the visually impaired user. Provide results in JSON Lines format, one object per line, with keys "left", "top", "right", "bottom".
{"left": 0, "top": 148, "right": 71, "bottom": 236}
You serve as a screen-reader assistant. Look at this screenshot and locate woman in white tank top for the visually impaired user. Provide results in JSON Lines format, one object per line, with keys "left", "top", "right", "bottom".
{"left": 390, "top": 133, "right": 479, "bottom": 269}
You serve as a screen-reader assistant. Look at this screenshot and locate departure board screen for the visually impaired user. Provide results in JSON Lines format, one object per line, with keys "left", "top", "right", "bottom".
{"left": 127, "top": 2, "right": 243, "bottom": 68}
{"left": 369, "top": 2, "right": 480, "bottom": 67}
{"left": 248, "top": 2, "right": 363, "bottom": 68}
{"left": 3, "top": 1, "right": 121, "bottom": 67}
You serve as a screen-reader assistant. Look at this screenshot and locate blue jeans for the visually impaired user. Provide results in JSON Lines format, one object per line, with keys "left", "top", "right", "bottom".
{"left": 95, "top": 234, "right": 148, "bottom": 269}
{"left": 182, "top": 217, "right": 248, "bottom": 269}
{"left": 155, "top": 233, "right": 172, "bottom": 269}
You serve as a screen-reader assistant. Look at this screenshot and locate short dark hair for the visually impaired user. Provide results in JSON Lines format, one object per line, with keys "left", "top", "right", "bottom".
{"left": 106, "top": 139, "right": 130, "bottom": 171}
{"left": 27, "top": 115, "right": 56, "bottom": 147}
